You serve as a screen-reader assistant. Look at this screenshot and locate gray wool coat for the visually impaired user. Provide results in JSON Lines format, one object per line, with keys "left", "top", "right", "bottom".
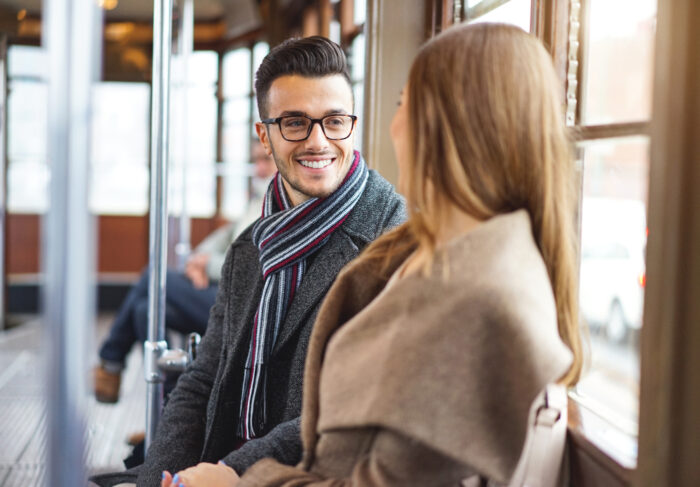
{"left": 91, "top": 170, "right": 405, "bottom": 487}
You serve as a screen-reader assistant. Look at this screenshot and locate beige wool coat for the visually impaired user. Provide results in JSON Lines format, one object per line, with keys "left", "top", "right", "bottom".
{"left": 239, "top": 210, "right": 573, "bottom": 487}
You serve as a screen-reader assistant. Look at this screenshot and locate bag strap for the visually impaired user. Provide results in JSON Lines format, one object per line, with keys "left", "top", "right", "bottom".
{"left": 507, "top": 384, "right": 568, "bottom": 487}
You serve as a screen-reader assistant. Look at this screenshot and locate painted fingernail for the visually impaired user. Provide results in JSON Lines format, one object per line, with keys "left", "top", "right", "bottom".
{"left": 179, "top": 484, "right": 185, "bottom": 487}
{"left": 162, "top": 472, "right": 166, "bottom": 479}
{"left": 173, "top": 474, "right": 179, "bottom": 483}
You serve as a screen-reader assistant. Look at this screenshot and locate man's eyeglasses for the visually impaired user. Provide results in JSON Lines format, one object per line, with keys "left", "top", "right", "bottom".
{"left": 261, "top": 114, "right": 357, "bottom": 142}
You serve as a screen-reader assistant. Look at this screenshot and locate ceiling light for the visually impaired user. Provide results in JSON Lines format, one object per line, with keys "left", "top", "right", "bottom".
{"left": 99, "top": 0, "right": 119, "bottom": 11}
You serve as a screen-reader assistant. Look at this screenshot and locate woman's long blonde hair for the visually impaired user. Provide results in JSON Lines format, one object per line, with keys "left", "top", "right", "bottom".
{"left": 361, "top": 22, "right": 582, "bottom": 385}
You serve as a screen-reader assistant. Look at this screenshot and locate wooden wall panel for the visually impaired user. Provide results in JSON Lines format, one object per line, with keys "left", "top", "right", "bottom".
{"left": 97, "top": 215, "right": 150, "bottom": 273}
{"left": 5, "top": 214, "right": 227, "bottom": 275}
{"left": 6, "top": 213, "right": 40, "bottom": 274}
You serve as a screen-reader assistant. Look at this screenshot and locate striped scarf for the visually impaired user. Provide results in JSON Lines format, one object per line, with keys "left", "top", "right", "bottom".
{"left": 238, "top": 151, "right": 369, "bottom": 439}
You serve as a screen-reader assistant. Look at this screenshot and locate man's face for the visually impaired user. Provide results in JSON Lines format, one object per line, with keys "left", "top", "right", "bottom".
{"left": 256, "top": 74, "right": 355, "bottom": 206}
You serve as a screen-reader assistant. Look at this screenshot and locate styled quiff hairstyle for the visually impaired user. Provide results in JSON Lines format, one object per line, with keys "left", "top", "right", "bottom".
{"left": 360, "top": 22, "right": 583, "bottom": 385}
{"left": 255, "top": 36, "right": 352, "bottom": 119}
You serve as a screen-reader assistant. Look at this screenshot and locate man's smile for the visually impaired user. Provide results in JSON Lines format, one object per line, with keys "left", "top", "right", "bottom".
{"left": 297, "top": 156, "right": 336, "bottom": 169}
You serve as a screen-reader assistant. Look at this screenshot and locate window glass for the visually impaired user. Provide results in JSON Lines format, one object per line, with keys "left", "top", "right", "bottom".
{"left": 354, "top": 0, "right": 367, "bottom": 24}
{"left": 222, "top": 44, "right": 269, "bottom": 220}
{"left": 7, "top": 45, "right": 46, "bottom": 79}
{"left": 169, "top": 51, "right": 218, "bottom": 217}
{"left": 223, "top": 48, "right": 251, "bottom": 98}
{"left": 253, "top": 42, "right": 269, "bottom": 72}
{"left": 188, "top": 50, "right": 218, "bottom": 85}
{"left": 223, "top": 97, "right": 250, "bottom": 125}
{"left": 7, "top": 160, "right": 50, "bottom": 213}
{"left": 350, "top": 33, "right": 365, "bottom": 81}
{"left": 221, "top": 157, "right": 250, "bottom": 220}
{"left": 330, "top": 20, "right": 342, "bottom": 45}
{"left": 222, "top": 122, "right": 251, "bottom": 165}
{"left": 576, "top": 136, "right": 649, "bottom": 463}
{"left": 468, "top": 0, "right": 532, "bottom": 32}
{"left": 90, "top": 83, "right": 150, "bottom": 215}
{"left": 582, "top": 0, "right": 657, "bottom": 124}
{"left": 353, "top": 83, "right": 364, "bottom": 152}
{"left": 7, "top": 82, "right": 47, "bottom": 164}
{"left": 7, "top": 46, "right": 48, "bottom": 213}
{"left": 350, "top": 33, "right": 366, "bottom": 151}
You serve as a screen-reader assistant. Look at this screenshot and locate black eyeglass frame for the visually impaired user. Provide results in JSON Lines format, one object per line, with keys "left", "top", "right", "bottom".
{"left": 261, "top": 114, "right": 358, "bottom": 142}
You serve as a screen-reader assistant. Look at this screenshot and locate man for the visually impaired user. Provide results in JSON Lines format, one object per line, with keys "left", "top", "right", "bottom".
{"left": 92, "top": 141, "right": 277, "bottom": 404}
{"left": 91, "top": 36, "right": 405, "bottom": 487}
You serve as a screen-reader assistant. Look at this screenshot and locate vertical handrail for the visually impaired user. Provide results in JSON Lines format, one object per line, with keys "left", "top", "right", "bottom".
{"left": 43, "top": 0, "right": 101, "bottom": 484}
{"left": 145, "top": 0, "right": 174, "bottom": 452}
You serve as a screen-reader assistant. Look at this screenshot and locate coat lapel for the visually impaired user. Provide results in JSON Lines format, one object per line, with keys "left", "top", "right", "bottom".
{"left": 271, "top": 231, "right": 360, "bottom": 355}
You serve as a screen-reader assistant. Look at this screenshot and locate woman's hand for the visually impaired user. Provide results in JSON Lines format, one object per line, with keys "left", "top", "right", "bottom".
{"left": 161, "top": 462, "right": 240, "bottom": 487}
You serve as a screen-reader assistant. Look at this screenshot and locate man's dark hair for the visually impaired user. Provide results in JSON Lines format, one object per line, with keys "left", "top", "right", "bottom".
{"left": 255, "top": 36, "right": 352, "bottom": 119}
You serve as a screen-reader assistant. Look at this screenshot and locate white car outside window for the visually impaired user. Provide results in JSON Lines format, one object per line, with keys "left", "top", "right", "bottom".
{"left": 579, "top": 198, "right": 647, "bottom": 342}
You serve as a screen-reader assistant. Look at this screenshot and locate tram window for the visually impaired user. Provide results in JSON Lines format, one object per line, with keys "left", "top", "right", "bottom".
{"left": 581, "top": 0, "right": 656, "bottom": 124}
{"left": 574, "top": 136, "right": 649, "bottom": 466}
{"left": 466, "top": 0, "right": 532, "bottom": 33}
{"left": 223, "top": 48, "right": 252, "bottom": 97}
{"left": 90, "top": 83, "right": 150, "bottom": 215}
{"left": 7, "top": 45, "right": 48, "bottom": 213}
{"left": 169, "top": 51, "right": 218, "bottom": 217}
{"left": 351, "top": 33, "right": 365, "bottom": 151}
{"left": 567, "top": 0, "right": 657, "bottom": 469}
{"left": 354, "top": 0, "right": 367, "bottom": 24}
{"left": 7, "top": 44, "right": 46, "bottom": 79}
{"left": 221, "top": 44, "right": 269, "bottom": 220}
{"left": 251, "top": 42, "right": 269, "bottom": 137}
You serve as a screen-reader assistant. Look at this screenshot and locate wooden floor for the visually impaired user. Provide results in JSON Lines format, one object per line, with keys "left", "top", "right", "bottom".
{"left": 0, "top": 314, "right": 146, "bottom": 486}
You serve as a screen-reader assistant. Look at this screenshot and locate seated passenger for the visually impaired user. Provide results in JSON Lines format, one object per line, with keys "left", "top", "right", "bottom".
{"left": 89, "top": 36, "right": 405, "bottom": 487}
{"left": 164, "top": 22, "right": 584, "bottom": 487}
{"left": 93, "top": 140, "right": 276, "bottom": 404}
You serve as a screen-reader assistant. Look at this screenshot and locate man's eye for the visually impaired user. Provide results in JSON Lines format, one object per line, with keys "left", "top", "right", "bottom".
{"left": 283, "top": 118, "right": 307, "bottom": 128}
{"left": 325, "top": 117, "right": 345, "bottom": 126}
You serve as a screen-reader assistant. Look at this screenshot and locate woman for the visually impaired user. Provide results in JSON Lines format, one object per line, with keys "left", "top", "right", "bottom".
{"left": 163, "top": 22, "right": 583, "bottom": 487}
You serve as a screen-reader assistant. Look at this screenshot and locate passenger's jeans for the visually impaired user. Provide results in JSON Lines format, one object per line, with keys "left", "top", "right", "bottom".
{"left": 98, "top": 269, "right": 218, "bottom": 367}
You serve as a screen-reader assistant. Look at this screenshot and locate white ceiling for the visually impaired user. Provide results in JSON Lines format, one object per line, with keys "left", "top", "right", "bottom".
{"left": 0, "top": 0, "right": 227, "bottom": 21}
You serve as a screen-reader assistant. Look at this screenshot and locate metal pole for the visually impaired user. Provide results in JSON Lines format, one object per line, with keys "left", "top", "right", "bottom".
{"left": 175, "top": 0, "right": 194, "bottom": 271}
{"left": 43, "top": 0, "right": 100, "bottom": 484}
{"left": 145, "top": 0, "right": 174, "bottom": 451}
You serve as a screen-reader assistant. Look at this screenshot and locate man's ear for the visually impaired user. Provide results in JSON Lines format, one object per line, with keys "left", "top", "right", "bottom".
{"left": 255, "top": 122, "right": 272, "bottom": 155}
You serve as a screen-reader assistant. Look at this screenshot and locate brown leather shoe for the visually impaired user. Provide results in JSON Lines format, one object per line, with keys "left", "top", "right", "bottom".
{"left": 94, "top": 365, "right": 121, "bottom": 403}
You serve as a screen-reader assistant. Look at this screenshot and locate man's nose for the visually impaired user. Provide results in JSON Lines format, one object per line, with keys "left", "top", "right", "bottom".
{"left": 304, "top": 121, "right": 329, "bottom": 150}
